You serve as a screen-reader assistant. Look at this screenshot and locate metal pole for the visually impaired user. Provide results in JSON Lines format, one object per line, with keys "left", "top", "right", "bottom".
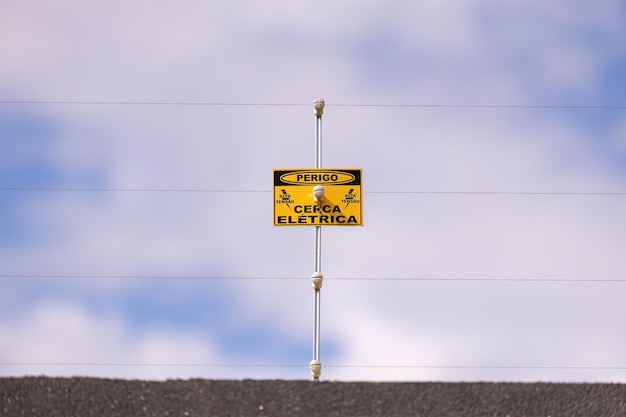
{"left": 315, "top": 107, "right": 323, "bottom": 169}
{"left": 309, "top": 97, "right": 325, "bottom": 381}
{"left": 314, "top": 226, "right": 321, "bottom": 358}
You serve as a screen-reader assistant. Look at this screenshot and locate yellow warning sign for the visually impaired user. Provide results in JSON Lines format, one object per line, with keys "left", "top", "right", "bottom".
{"left": 273, "top": 168, "right": 363, "bottom": 226}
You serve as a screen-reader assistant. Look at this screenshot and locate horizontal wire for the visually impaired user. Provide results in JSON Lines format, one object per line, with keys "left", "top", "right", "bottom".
{"left": 368, "top": 191, "right": 626, "bottom": 196}
{"left": 335, "top": 104, "right": 626, "bottom": 110}
{"left": 0, "top": 101, "right": 308, "bottom": 107}
{"left": 0, "top": 187, "right": 270, "bottom": 193}
{"left": 327, "top": 365, "right": 626, "bottom": 370}
{"left": 0, "top": 362, "right": 301, "bottom": 368}
{"left": 2, "top": 275, "right": 625, "bottom": 282}
{"left": 2, "top": 100, "right": 626, "bottom": 109}
{"left": 1, "top": 187, "right": 625, "bottom": 196}
{"left": 2, "top": 362, "right": 625, "bottom": 371}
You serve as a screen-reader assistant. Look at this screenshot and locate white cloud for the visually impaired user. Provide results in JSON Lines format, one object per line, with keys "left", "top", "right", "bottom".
{"left": 0, "top": 300, "right": 220, "bottom": 380}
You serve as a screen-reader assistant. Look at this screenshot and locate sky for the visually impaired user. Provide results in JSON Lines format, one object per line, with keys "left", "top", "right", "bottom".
{"left": 1, "top": 0, "right": 626, "bottom": 382}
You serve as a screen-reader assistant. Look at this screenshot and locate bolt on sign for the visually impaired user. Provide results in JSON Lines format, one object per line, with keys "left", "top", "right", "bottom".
{"left": 273, "top": 168, "right": 363, "bottom": 226}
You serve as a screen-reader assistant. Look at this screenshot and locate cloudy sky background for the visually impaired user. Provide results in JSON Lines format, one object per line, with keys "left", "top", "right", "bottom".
{"left": 1, "top": 0, "right": 626, "bottom": 382}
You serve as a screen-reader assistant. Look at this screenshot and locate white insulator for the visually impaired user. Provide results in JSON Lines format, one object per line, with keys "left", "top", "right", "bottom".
{"left": 311, "top": 272, "right": 323, "bottom": 290}
{"left": 313, "top": 97, "right": 325, "bottom": 116}
{"left": 309, "top": 359, "right": 322, "bottom": 379}
{"left": 313, "top": 185, "right": 324, "bottom": 203}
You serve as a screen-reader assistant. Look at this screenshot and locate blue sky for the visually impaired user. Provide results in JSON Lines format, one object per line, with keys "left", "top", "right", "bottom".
{"left": 1, "top": 0, "right": 626, "bottom": 382}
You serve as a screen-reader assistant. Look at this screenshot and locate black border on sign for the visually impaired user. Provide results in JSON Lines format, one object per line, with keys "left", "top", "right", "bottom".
{"left": 274, "top": 169, "right": 361, "bottom": 187}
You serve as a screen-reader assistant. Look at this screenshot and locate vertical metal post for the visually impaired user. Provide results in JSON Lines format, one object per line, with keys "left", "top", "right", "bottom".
{"left": 309, "top": 97, "right": 325, "bottom": 381}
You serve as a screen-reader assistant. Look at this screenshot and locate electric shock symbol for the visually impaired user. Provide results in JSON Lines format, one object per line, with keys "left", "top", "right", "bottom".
{"left": 278, "top": 189, "right": 294, "bottom": 210}
{"left": 342, "top": 189, "right": 360, "bottom": 208}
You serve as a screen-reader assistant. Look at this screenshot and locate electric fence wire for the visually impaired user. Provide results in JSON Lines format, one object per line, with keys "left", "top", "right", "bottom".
{"left": 2, "top": 362, "right": 626, "bottom": 371}
{"left": 1, "top": 188, "right": 625, "bottom": 195}
{"left": 2, "top": 100, "right": 626, "bottom": 109}
{"left": 1, "top": 274, "right": 625, "bottom": 282}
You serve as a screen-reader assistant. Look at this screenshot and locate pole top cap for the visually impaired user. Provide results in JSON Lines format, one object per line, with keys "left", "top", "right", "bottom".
{"left": 313, "top": 97, "right": 325, "bottom": 116}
